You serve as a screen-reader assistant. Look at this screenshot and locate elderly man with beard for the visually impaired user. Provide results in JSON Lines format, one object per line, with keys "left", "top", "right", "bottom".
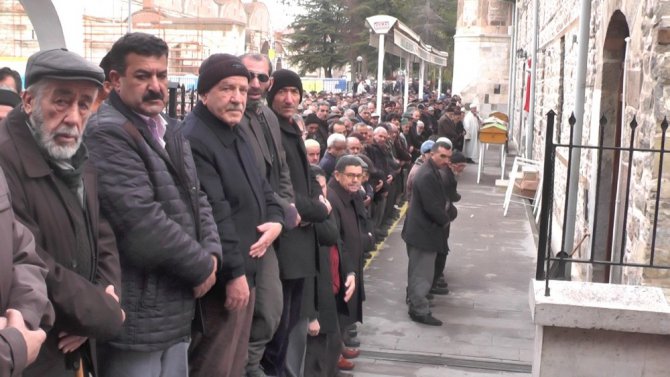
{"left": 181, "top": 54, "right": 284, "bottom": 377}
{"left": 262, "top": 69, "right": 330, "bottom": 377}
{"left": 238, "top": 53, "right": 299, "bottom": 377}
{"left": 0, "top": 49, "right": 126, "bottom": 377}
{"left": 85, "top": 33, "right": 221, "bottom": 377}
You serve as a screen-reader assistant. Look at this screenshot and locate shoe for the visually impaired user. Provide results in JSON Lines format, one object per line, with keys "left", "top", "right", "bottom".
{"left": 341, "top": 347, "right": 360, "bottom": 359}
{"left": 347, "top": 327, "right": 358, "bottom": 338}
{"left": 338, "top": 355, "right": 355, "bottom": 370}
{"left": 466, "top": 158, "right": 476, "bottom": 164}
{"left": 409, "top": 312, "right": 443, "bottom": 326}
{"left": 429, "top": 287, "right": 450, "bottom": 295}
{"left": 343, "top": 337, "right": 360, "bottom": 348}
{"left": 435, "top": 280, "right": 448, "bottom": 289}
{"left": 426, "top": 293, "right": 434, "bottom": 300}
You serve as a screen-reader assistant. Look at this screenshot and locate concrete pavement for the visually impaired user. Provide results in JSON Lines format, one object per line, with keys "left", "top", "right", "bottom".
{"left": 354, "top": 145, "right": 537, "bottom": 376}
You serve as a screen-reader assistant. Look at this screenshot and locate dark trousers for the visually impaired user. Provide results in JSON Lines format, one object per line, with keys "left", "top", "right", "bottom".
{"left": 433, "top": 252, "right": 448, "bottom": 286}
{"left": 304, "top": 328, "right": 342, "bottom": 377}
{"left": 189, "top": 288, "right": 256, "bottom": 377}
{"left": 261, "top": 278, "right": 304, "bottom": 377}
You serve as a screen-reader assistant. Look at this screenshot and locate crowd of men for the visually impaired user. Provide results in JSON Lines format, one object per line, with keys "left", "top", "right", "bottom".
{"left": 0, "top": 32, "right": 480, "bottom": 377}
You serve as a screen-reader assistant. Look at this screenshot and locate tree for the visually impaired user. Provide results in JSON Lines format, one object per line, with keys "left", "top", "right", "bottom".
{"left": 286, "top": 0, "right": 349, "bottom": 77}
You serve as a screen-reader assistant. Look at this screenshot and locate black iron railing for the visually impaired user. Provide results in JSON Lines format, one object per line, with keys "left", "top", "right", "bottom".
{"left": 166, "top": 83, "right": 197, "bottom": 120}
{"left": 536, "top": 110, "right": 670, "bottom": 295}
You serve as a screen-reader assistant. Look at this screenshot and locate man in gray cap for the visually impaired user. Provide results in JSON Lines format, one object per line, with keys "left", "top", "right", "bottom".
{"left": 0, "top": 48, "right": 126, "bottom": 377}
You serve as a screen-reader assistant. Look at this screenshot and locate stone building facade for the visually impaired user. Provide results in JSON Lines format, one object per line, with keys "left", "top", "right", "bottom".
{"left": 0, "top": 0, "right": 271, "bottom": 76}
{"left": 453, "top": 0, "right": 513, "bottom": 115}
{"left": 513, "top": 0, "right": 670, "bottom": 286}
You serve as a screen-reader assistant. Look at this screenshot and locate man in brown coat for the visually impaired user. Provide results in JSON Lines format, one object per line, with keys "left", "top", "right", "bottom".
{"left": 0, "top": 49, "right": 125, "bottom": 377}
{"left": 0, "top": 166, "right": 52, "bottom": 377}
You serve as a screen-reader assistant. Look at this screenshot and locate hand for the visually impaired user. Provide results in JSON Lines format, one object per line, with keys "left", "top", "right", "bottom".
{"left": 105, "top": 285, "right": 126, "bottom": 322}
{"left": 374, "top": 181, "right": 384, "bottom": 192}
{"left": 225, "top": 276, "right": 250, "bottom": 311}
{"left": 363, "top": 196, "right": 372, "bottom": 207}
{"left": 344, "top": 274, "right": 356, "bottom": 303}
{"left": 58, "top": 332, "right": 87, "bottom": 354}
{"left": 308, "top": 319, "right": 320, "bottom": 336}
{"left": 193, "top": 255, "right": 218, "bottom": 298}
{"left": 319, "top": 195, "right": 332, "bottom": 215}
{"left": 250, "top": 222, "right": 283, "bottom": 258}
{"left": 5, "top": 309, "right": 46, "bottom": 364}
{"left": 386, "top": 175, "right": 393, "bottom": 184}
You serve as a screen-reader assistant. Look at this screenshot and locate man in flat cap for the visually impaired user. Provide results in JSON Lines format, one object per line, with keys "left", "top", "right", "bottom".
{"left": 262, "top": 69, "right": 330, "bottom": 376}
{"left": 85, "top": 33, "right": 221, "bottom": 377}
{"left": 181, "top": 53, "right": 284, "bottom": 377}
{"left": 0, "top": 48, "right": 126, "bottom": 377}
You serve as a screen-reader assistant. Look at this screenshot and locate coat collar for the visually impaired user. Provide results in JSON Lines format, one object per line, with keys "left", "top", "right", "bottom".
{"left": 6, "top": 107, "right": 53, "bottom": 178}
{"left": 192, "top": 101, "right": 237, "bottom": 148}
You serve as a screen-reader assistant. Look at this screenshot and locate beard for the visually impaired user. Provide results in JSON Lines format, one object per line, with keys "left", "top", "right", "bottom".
{"left": 29, "top": 103, "right": 82, "bottom": 161}
{"left": 245, "top": 88, "right": 266, "bottom": 111}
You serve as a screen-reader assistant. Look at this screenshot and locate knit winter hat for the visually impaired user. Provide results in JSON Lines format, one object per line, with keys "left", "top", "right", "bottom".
{"left": 197, "top": 53, "right": 250, "bottom": 94}
{"left": 267, "top": 69, "right": 303, "bottom": 106}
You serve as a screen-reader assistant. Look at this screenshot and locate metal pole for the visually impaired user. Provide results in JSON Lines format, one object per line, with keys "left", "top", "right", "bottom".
{"left": 525, "top": 0, "right": 539, "bottom": 158}
{"left": 127, "top": 0, "right": 132, "bottom": 33}
{"left": 376, "top": 33, "right": 385, "bottom": 115}
{"left": 562, "top": 0, "right": 592, "bottom": 260}
{"left": 508, "top": 2, "right": 518, "bottom": 140}
{"left": 404, "top": 57, "right": 411, "bottom": 111}
{"left": 418, "top": 60, "right": 425, "bottom": 101}
{"left": 437, "top": 67, "right": 442, "bottom": 99}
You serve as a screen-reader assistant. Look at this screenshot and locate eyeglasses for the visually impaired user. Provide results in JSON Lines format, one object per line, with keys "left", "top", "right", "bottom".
{"left": 343, "top": 173, "right": 363, "bottom": 180}
{"left": 249, "top": 72, "right": 270, "bottom": 83}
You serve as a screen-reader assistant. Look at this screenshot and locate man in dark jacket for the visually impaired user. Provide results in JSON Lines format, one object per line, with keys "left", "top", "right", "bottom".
{"left": 85, "top": 33, "right": 221, "bottom": 377}
{"left": 181, "top": 54, "right": 284, "bottom": 377}
{"left": 0, "top": 167, "right": 51, "bottom": 377}
{"left": 262, "top": 69, "right": 330, "bottom": 377}
{"left": 401, "top": 141, "right": 453, "bottom": 326}
{"left": 0, "top": 49, "right": 126, "bottom": 377}
{"left": 239, "top": 53, "right": 298, "bottom": 377}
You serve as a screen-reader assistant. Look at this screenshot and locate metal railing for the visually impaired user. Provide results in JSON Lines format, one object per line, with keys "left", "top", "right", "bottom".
{"left": 536, "top": 110, "right": 670, "bottom": 295}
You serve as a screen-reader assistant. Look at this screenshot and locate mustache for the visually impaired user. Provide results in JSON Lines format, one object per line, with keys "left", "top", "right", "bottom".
{"left": 52, "top": 124, "right": 80, "bottom": 138}
{"left": 226, "top": 105, "right": 244, "bottom": 112}
{"left": 142, "top": 90, "right": 165, "bottom": 102}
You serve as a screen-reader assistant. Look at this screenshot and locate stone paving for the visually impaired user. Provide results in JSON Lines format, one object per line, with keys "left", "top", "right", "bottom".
{"left": 353, "top": 146, "right": 537, "bottom": 376}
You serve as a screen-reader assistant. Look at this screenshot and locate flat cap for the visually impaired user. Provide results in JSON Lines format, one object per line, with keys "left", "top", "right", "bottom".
{"left": 25, "top": 48, "right": 104, "bottom": 88}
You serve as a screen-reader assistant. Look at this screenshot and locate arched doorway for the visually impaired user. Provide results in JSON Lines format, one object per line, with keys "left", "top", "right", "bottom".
{"left": 592, "top": 10, "right": 629, "bottom": 283}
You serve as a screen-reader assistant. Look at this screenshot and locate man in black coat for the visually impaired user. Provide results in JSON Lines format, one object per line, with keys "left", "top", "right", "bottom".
{"left": 180, "top": 54, "right": 284, "bottom": 377}
{"left": 262, "top": 69, "right": 330, "bottom": 377}
{"left": 401, "top": 141, "right": 453, "bottom": 326}
{"left": 239, "top": 53, "right": 298, "bottom": 377}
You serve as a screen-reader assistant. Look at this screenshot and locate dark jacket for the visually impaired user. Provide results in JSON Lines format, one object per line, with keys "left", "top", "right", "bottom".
{"left": 181, "top": 102, "right": 284, "bottom": 288}
{"left": 239, "top": 105, "right": 294, "bottom": 209}
{"left": 276, "top": 115, "right": 329, "bottom": 280}
{"left": 318, "top": 151, "right": 337, "bottom": 181}
{"left": 0, "top": 166, "right": 53, "bottom": 377}
{"left": 85, "top": 91, "right": 222, "bottom": 351}
{"left": 402, "top": 158, "right": 451, "bottom": 252}
{"left": 0, "top": 108, "right": 124, "bottom": 376}
{"left": 327, "top": 180, "right": 373, "bottom": 325}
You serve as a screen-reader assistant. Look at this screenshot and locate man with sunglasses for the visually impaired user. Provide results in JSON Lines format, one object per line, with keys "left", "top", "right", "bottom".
{"left": 238, "top": 54, "right": 298, "bottom": 377}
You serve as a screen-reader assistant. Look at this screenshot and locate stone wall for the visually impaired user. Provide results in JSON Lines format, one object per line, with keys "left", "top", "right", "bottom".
{"left": 515, "top": 0, "right": 670, "bottom": 287}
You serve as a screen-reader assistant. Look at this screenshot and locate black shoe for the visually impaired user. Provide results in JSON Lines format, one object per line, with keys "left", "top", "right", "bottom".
{"left": 429, "top": 287, "right": 450, "bottom": 295}
{"left": 343, "top": 337, "right": 360, "bottom": 348}
{"left": 426, "top": 293, "right": 434, "bottom": 300}
{"left": 466, "top": 158, "right": 476, "bottom": 164}
{"left": 409, "top": 312, "right": 443, "bottom": 326}
{"left": 347, "top": 328, "right": 358, "bottom": 339}
{"left": 435, "top": 280, "right": 448, "bottom": 289}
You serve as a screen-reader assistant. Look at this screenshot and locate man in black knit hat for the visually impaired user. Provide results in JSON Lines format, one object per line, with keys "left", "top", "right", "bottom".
{"left": 261, "top": 69, "right": 330, "bottom": 376}
{"left": 181, "top": 53, "right": 284, "bottom": 377}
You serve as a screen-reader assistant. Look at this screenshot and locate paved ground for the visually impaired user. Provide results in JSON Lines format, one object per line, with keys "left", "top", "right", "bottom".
{"left": 353, "top": 145, "right": 537, "bottom": 376}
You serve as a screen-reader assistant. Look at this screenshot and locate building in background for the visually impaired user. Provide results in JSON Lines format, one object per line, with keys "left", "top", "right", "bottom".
{"left": 452, "top": 0, "right": 513, "bottom": 114}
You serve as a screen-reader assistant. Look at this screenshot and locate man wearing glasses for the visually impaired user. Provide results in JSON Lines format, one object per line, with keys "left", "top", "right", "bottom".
{"left": 238, "top": 54, "right": 298, "bottom": 377}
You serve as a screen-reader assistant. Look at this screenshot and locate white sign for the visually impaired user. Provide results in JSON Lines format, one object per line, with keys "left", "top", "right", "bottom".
{"left": 366, "top": 15, "right": 398, "bottom": 34}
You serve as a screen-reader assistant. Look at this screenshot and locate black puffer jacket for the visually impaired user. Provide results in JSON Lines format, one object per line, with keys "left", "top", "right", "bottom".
{"left": 85, "top": 91, "right": 222, "bottom": 351}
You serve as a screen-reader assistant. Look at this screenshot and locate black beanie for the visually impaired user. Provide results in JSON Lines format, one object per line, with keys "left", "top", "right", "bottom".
{"left": 304, "top": 113, "right": 320, "bottom": 126}
{"left": 197, "top": 53, "right": 250, "bottom": 94}
{"left": 267, "top": 69, "right": 303, "bottom": 107}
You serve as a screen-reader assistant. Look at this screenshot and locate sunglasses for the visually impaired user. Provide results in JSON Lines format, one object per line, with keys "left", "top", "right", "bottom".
{"left": 249, "top": 72, "right": 270, "bottom": 83}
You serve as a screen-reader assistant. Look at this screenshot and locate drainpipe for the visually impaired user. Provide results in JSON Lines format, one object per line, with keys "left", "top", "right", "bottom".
{"left": 507, "top": 1, "right": 518, "bottom": 144}
{"left": 562, "top": 0, "right": 592, "bottom": 266}
{"left": 525, "top": 0, "right": 538, "bottom": 158}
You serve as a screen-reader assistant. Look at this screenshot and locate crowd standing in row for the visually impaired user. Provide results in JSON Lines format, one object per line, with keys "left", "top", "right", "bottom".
{"left": 0, "top": 32, "right": 482, "bottom": 377}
